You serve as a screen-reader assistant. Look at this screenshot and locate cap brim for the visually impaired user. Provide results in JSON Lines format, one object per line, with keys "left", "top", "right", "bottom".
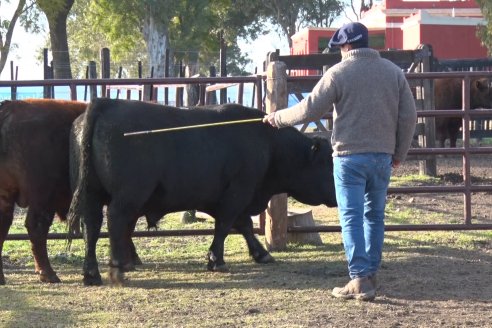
{"left": 328, "top": 29, "right": 345, "bottom": 48}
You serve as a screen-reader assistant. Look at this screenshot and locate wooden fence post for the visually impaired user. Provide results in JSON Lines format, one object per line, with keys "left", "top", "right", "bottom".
{"left": 206, "top": 66, "right": 217, "bottom": 105}
{"left": 100, "top": 48, "right": 110, "bottom": 97}
{"left": 417, "top": 44, "right": 437, "bottom": 176}
{"left": 219, "top": 31, "right": 227, "bottom": 104}
{"left": 264, "top": 61, "right": 288, "bottom": 251}
{"left": 10, "top": 61, "right": 17, "bottom": 100}
{"left": 88, "top": 61, "right": 98, "bottom": 100}
{"left": 164, "top": 48, "right": 170, "bottom": 105}
{"left": 43, "top": 49, "right": 54, "bottom": 99}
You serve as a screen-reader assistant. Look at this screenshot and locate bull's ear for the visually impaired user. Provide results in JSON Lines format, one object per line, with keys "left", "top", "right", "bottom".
{"left": 310, "top": 140, "right": 321, "bottom": 160}
{"left": 311, "top": 142, "right": 319, "bottom": 152}
{"left": 475, "top": 79, "right": 488, "bottom": 92}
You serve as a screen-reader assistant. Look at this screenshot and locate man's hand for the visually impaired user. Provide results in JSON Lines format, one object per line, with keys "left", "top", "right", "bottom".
{"left": 392, "top": 159, "right": 401, "bottom": 168}
{"left": 262, "top": 113, "right": 277, "bottom": 128}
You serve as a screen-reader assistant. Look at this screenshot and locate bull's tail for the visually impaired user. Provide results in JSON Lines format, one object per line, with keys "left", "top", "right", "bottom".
{"left": 66, "top": 99, "right": 104, "bottom": 248}
{"left": 0, "top": 101, "right": 13, "bottom": 155}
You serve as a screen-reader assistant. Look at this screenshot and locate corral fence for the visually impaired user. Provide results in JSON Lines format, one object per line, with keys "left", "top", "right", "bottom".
{"left": 1, "top": 48, "right": 492, "bottom": 250}
{"left": 265, "top": 45, "right": 492, "bottom": 249}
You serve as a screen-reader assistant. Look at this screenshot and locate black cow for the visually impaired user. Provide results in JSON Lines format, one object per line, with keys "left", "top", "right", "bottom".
{"left": 435, "top": 77, "right": 492, "bottom": 147}
{"left": 68, "top": 98, "right": 337, "bottom": 286}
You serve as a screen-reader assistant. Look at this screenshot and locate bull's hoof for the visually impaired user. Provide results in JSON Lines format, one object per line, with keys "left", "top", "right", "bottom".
{"left": 83, "top": 272, "right": 103, "bottom": 286}
{"left": 207, "top": 261, "right": 229, "bottom": 272}
{"left": 132, "top": 256, "right": 143, "bottom": 266}
{"left": 39, "top": 271, "right": 61, "bottom": 283}
{"left": 254, "top": 253, "right": 275, "bottom": 264}
{"left": 122, "top": 262, "right": 136, "bottom": 272}
{"left": 108, "top": 267, "right": 124, "bottom": 286}
{"left": 0, "top": 275, "right": 5, "bottom": 285}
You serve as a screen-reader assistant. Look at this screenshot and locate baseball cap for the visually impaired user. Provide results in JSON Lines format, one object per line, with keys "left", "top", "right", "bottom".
{"left": 328, "top": 22, "right": 369, "bottom": 48}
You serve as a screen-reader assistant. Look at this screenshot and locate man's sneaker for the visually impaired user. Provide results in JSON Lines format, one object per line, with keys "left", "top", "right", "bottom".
{"left": 331, "top": 277, "right": 376, "bottom": 301}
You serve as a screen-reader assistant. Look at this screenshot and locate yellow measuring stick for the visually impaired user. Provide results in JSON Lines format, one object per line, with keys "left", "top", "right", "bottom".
{"left": 124, "top": 117, "right": 264, "bottom": 136}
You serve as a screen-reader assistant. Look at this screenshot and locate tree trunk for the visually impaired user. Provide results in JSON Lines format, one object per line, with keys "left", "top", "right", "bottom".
{"left": 49, "top": 13, "right": 72, "bottom": 79}
{"left": 143, "top": 13, "right": 169, "bottom": 78}
{"left": 38, "top": 0, "right": 74, "bottom": 79}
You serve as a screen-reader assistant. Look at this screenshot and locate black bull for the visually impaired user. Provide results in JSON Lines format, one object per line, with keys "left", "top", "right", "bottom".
{"left": 68, "top": 99, "right": 337, "bottom": 286}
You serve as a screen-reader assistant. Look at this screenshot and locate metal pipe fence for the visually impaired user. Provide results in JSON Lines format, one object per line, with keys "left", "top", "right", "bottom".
{"left": 2, "top": 70, "right": 492, "bottom": 241}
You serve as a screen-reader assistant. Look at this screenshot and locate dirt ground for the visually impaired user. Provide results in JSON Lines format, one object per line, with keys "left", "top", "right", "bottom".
{"left": 391, "top": 152, "right": 492, "bottom": 226}
{"left": 0, "top": 149, "right": 491, "bottom": 328}
{"left": 310, "top": 152, "right": 492, "bottom": 328}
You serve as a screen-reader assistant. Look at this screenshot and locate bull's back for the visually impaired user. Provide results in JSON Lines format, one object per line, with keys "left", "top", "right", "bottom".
{"left": 88, "top": 99, "right": 273, "bottom": 210}
{"left": 0, "top": 99, "right": 86, "bottom": 212}
{"left": 434, "top": 78, "right": 492, "bottom": 110}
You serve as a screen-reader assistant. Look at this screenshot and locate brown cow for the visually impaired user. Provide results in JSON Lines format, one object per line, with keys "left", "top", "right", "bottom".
{"left": 0, "top": 99, "right": 86, "bottom": 285}
{"left": 434, "top": 78, "right": 492, "bottom": 147}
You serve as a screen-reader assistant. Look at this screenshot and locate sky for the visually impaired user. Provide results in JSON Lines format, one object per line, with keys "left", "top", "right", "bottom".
{"left": 0, "top": 2, "right": 47, "bottom": 80}
{"left": 0, "top": 2, "right": 354, "bottom": 81}
{"left": 1, "top": 21, "right": 290, "bottom": 80}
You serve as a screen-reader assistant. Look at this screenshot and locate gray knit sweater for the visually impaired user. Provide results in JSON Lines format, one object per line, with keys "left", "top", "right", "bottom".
{"left": 274, "top": 48, "right": 417, "bottom": 162}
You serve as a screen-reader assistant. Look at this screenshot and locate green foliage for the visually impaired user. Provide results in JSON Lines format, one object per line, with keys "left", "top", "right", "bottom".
{"left": 477, "top": 0, "right": 492, "bottom": 56}
{"left": 36, "top": 0, "right": 71, "bottom": 19}
{"left": 67, "top": 0, "right": 146, "bottom": 78}
{"left": 67, "top": 0, "right": 265, "bottom": 77}
{"left": 254, "top": 0, "right": 344, "bottom": 47}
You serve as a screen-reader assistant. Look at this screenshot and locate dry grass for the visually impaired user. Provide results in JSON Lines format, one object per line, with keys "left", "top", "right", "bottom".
{"left": 1, "top": 155, "right": 491, "bottom": 327}
{"left": 1, "top": 207, "right": 491, "bottom": 327}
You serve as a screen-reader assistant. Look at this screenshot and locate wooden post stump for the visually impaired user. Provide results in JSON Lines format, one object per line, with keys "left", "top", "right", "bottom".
{"left": 287, "top": 210, "right": 322, "bottom": 246}
{"left": 264, "top": 60, "right": 289, "bottom": 252}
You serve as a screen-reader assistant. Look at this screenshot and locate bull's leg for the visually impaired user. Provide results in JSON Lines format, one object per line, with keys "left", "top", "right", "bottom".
{"left": 81, "top": 198, "right": 104, "bottom": 286}
{"left": 438, "top": 137, "right": 446, "bottom": 148}
{"left": 233, "top": 215, "right": 274, "bottom": 264}
{"left": 449, "top": 130, "right": 459, "bottom": 148}
{"left": 128, "top": 238, "right": 142, "bottom": 267}
{"left": 0, "top": 202, "right": 15, "bottom": 285}
{"left": 25, "top": 208, "right": 60, "bottom": 283}
{"left": 449, "top": 121, "right": 461, "bottom": 148}
{"left": 107, "top": 203, "right": 139, "bottom": 286}
{"left": 207, "top": 218, "right": 236, "bottom": 272}
{"left": 207, "top": 181, "right": 256, "bottom": 272}
{"left": 121, "top": 218, "right": 141, "bottom": 272}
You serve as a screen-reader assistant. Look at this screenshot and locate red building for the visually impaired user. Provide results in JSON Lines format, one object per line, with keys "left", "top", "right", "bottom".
{"left": 291, "top": 0, "right": 487, "bottom": 60}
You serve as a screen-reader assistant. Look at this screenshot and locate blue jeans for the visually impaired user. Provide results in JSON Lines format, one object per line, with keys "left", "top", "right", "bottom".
{"left": 333, "top": 153, "right": 392, "bottom": 279}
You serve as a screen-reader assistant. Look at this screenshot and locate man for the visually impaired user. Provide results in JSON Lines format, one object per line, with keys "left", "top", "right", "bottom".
{"left": 263, "top": 22, "right": 417, "bottom": 301}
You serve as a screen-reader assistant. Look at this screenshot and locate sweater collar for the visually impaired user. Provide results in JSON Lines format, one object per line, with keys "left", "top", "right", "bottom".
{"left": 341, "top": 48, "right": 380, "bottom": 61}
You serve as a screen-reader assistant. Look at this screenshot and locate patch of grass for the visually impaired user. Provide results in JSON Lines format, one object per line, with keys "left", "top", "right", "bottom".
{"left": 2, "top": 183, "right": 491, "bottom": 328}
{"left": 385, "top": 230, "right": 492, "bottom": 251}
{"left": 2, "top": 224, "right": 491, "bottom": 327}
{"left": 390, "top": 174, "right": 441, "bottom": 187}
{"left": 385, "top": 200, "right": 447, "bottom": 225}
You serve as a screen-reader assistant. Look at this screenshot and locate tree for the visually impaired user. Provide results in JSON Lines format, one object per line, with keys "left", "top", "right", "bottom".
{"left": 301, "top": 0, "right": 345, "bottom": 28}
{"left": 257, "top": 0, "right": 344, "bottom": 48}
{"left": 476, "top": 0, "right": 492, "bottom": 55}
{"left": 0, "top": 0, "right": 40, "bottom": 78}
{"left": 343, "top": 0, "right": 373, "bottom": 22}
{"left": 67, "top": 0, "right": 145, "bottom": 78}
{"left": 67, "top": 0, "right": 265, "bottom": 78}
{"left": 36, "top": 0, "right": 74, "bottom": 79}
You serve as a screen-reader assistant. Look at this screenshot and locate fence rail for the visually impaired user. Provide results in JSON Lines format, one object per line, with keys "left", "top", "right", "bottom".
{"left": 2, "top": 70, "right": 492, "bottom": 245}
